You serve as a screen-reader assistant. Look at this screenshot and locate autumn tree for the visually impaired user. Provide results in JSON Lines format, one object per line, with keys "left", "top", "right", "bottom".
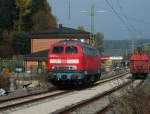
{"left": 0, "top": 0, "right": 57, "bottom": 57}
{"left": 14, "top": 0, "right": 57, "bottom": 32}
{"left": 94, "top": 32, "right": 104, "bottom": 55}
{"left": 13, "top": 0, "right": 57, "bottom": 54}
{"left": 31, "top": 0, "right": 57, "bottom": 31}
{"left": 15, "top": 0, "right": 32, "bottom": 31}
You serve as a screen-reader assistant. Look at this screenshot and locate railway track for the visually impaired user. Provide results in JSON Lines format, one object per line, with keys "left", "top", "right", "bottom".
{"left": 0, "top": 89, "right": 73, "bottom": 112}
{"left": 0, "top": 71, "right": 128, "bottom": 113}
{"left": 94, "top": 80, "right": 145, "bottom": 114}
{"left": 96, "top": 71, "right": 128, "bottom": 85}
{"left": 0, "top": 87, "right": 57, "bottom": 103}
{"left": 57, "top": 79, "right": 144, "bottom": 114}
{"left": 54, "top": 74, "right": 132, "bottom": 114}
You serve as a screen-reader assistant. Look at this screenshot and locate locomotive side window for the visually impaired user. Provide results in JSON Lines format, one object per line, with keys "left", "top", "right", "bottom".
{"left": 82, "top": 46, "right": 97, "bottom": 56}
{"left": 66, "top": 46, "right": 78, "bottom": 54}
{"left": 82, "top": 47, "right": 99, "bottom": 56}
{"left": 52, "top": 46, "right": 64, "bottom": 54}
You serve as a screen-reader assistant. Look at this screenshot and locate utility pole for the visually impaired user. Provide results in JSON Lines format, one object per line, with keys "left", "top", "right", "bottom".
{"left": 90, "top": 4, "right": 95, "bottom": 45}
{"left": 68, "top": 0, "right": 71, "bottom": 21}
{"left": 131, "top": 39, "right": 135, "bottom": 53}
{"left": 67, "top": 0, "right": 71, "bottom": 27}
{"left": 81, "top": 5, "right": 106, "bottom": 45}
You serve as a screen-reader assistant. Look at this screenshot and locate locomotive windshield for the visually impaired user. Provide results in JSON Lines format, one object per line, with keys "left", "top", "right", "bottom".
{"left": 52, "top": 46, "right": 78, "bottom": 54}
{"left": 66, "top": 46, "right": 78, "bottom": 54}
{"left": 52, "top": 46, "right": 64, "bottom": 54}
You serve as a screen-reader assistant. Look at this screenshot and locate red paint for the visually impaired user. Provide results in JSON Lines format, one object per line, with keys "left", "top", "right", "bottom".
{"left": 130, "top": 52, "right": 149, "bottom": 74}
{"left": 47, "top": 40, "right": 101, "bottom": 74}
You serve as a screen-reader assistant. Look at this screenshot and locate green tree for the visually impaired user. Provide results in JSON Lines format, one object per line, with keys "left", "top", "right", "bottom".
{"left": 0, "top": 30, "right": 3, "bottom": 42}
{"left": 77, "top": 26, "right": 85, "bottom": 31}
{"left": 0, "top": 0, "right": 17, "bottom": 31}
{"left": 94, "top": 32, "right": 104, "bottom": 55}
{"left": 0, "top": 0, "right": 17, "bottom": 57}
{"left": 12, "top": 32, "right": 30, "bottom": 54}
{"left": 0, "top": 31, "right": 15, "bottom": 58}
{"left": 0, "top": 45, "right": 14, "bottom": 58}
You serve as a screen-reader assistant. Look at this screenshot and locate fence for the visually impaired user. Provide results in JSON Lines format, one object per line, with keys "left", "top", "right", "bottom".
{"left": 0, "top": 59, "right": 47, "bottom": 74}
{"left": 0, "top": 58, "right": 23, "bottom": 72}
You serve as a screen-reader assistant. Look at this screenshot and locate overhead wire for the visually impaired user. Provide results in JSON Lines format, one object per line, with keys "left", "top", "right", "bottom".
{"left": 128, "top": 17, "right": 150, "bottom": 25}
{"left": 104, "top": 0, "right": 135, "bottom": 36}
{"left": 116, "top": 0, "right": 143, "bottom": 36}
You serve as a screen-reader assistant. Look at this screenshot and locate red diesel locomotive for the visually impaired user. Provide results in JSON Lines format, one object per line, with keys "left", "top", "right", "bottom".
{"left": 47, "top": 40, "right": 101, "bottom": 87}
{"left": 129, "top": 50, "right": 149, "bottom": 79}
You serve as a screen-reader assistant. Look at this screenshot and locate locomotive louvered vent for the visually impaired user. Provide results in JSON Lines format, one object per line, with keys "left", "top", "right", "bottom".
{"left": 61, "top": 75, "right": 67, "bottom": 79}
{"left": 55, "top": 66, "right": 74, "bottom": 70}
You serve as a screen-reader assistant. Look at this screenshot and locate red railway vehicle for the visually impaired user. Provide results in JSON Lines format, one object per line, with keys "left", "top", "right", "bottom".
{"left": 129, "top": 51, "right": 149, "bottom": 79}
{"left": 47, "top": 40, "right": 101, "bottom": 87}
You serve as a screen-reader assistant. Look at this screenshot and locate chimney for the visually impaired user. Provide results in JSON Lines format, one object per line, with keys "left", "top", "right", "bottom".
{"left": 59, "top": 24, "right": 63, "bottom": 29}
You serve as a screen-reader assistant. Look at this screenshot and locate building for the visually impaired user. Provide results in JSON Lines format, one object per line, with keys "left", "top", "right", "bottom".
{"left": 24, "top": 25, "right": 90, "bottom": 72}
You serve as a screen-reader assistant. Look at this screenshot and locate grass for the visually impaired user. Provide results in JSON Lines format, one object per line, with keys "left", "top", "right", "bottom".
{"left": 110, "top": 84, "right": 150, "bottom": 114}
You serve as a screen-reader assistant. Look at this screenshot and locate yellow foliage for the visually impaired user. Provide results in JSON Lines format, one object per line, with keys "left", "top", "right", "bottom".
{"left": 3, "top": 68, "right": 11, "bottom": 77}
{"left": 106, "top": 60, "right": 112, "bottom": 66}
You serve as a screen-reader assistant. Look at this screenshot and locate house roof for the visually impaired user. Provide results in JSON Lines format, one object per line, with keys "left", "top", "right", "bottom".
{"left": 54, "top": 40, "right": 94, "bottom": 49}
{"left": 24, "top": 40, "right": 92, "bottom": 61}
{"left": 24, "top": 49, "right": 49, "bottom": 61}
{"left": 30, "top": 26, "right": 90, "bottom": 39}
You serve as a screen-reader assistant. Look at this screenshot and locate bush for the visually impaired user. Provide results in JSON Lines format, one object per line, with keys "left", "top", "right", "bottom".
{"left": 12, "top": 31, "right": 30, "bottom": 54}
{"left": 110, "top": 85, "right": 150, "bottom": 114}
{"left": 0, "top": 75, "right": 10, "bottom": 90}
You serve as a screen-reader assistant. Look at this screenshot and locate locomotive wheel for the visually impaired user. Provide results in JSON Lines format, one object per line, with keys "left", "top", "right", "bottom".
{"left": 142, "top": 73, "right": 147, "bottom": 79}
{"left": 132, "top": 73, "right": 136, "bottom": 79}
{"left": 90, "top": 75, "right": 95, "bottom": 86}
{"left": 93, "top": 74, "right": 101, "bottom": 82}
{"left": 97, "top": 73, "right": 101, "bottom": 81}
{"left": 77, "top": 80, "right": 83, "bottom": 85}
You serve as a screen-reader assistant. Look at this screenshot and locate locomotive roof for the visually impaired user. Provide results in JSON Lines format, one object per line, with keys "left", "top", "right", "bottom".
{"left": 30, "top": 25, "right": 90, "bottom": 39}
{"left": 53, "top": 40, "right": 95, "bottom": 49}
{"left": 130, "top": 53, "right": 149, "bottom": 61}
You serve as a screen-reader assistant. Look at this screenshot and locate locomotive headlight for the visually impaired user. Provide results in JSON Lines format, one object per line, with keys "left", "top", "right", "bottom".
{"left": 52, "top": 66, "right": 56, "bottom": 69}
{"left": 67, "top": 59, "right": 79, "bottom": 64}
{"left": 70, "top": 66, "right": 77, "bottom": 70}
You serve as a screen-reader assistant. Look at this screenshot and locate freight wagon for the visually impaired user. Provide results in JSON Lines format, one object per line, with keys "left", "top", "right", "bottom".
{"left": 130, "top": 51, "right": 149, "bottom": 79}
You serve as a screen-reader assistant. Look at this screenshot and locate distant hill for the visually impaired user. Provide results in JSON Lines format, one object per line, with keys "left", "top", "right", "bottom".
{"left": 103, "top": 39, "right": 150, "bottom": 56}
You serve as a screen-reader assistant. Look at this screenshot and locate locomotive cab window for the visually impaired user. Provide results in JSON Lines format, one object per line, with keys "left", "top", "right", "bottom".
{"left": 66, "top": 46, "right": 78, "bottom": 54}
{"left": 52, "top": 46, "right": 64, "bottom": 54}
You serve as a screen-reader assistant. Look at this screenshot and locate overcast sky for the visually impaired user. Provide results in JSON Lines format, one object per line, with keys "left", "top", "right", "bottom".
{"left": 48, "top": 0, "right": 150, "bottom": 40}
